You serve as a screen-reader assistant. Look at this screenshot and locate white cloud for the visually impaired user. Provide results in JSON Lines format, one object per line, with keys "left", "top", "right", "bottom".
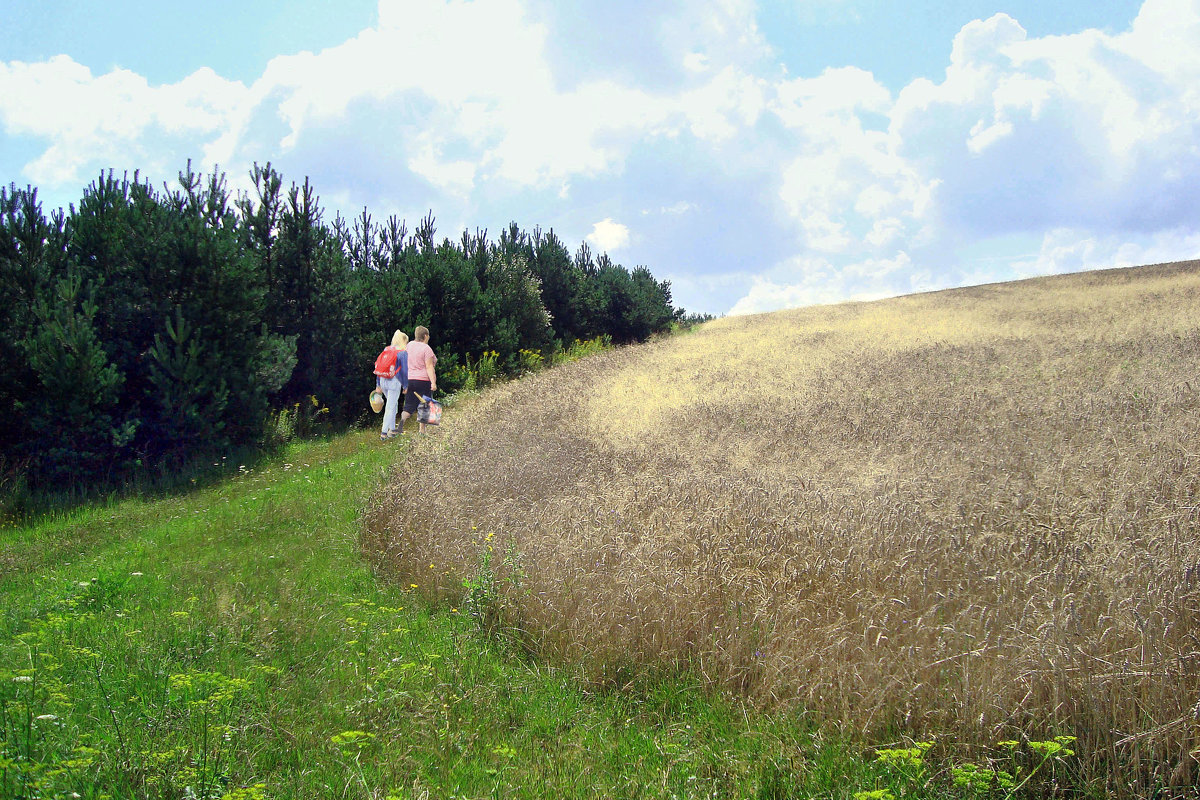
{"left": 770, "top": 66, "right": 934, "bottom": 258}
{"left": 644, "top": 201, "right": 695, "bottom": 216}
{"left": 1011, "top": 226, "right": 1200, "bottom": 279}
{"left": 3, "top": 0, "right": 781, "bottom": 203}
{"left": 865, "top": 217, "right": 904, "bottom": 248}
{"left": 966, "top": 118, "right": 1013, "bottom": 154}
{"left": 585, "top": 218, "right": 631, "bottom": 252}
{"left": 720, "top": 0, "right": 1200, "bottom": 316}
{"left": 727, "top": 273, "right": 894, "bottom": 316}
{"left": 659, "top": 0, "right": 773, "bottom": 77}
{"left": 0, "top": 56, "right": 247, "bottom": 185}
{"left": 4, "top": 0, "right": 1200, "bottom": 318}
{"left": 1122, "top": 0, "right": 1200, "bottom": 83}
{"left": 842, "top": 251, "right": 912, "bottom": 280}
{"left": 727, "top": 279, "right": 831, "bottom": 316}
{"left": 1, "top": 0, "right": 676, "bottom": 195}
{"left": 679, "top": 65, "right": 768, "bottom": 141}
{"left": 774, "top": 66, "right": 891, "bottom": 127}
{"left": 727, "top": 250, "right": 926, "bottom": 316}
{"left": 891, "top": 2, "right": 1200, "bottom": 236}
{"left": 683, "top": 52, "right": 710, "bottom": 73}
{"left": 406, "top": 137, "right": 478, "bottom": 197}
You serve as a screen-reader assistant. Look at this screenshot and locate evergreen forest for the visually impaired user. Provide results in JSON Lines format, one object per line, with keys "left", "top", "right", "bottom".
{"left": 0, "top": 162, "right": 683, "bottom": 493}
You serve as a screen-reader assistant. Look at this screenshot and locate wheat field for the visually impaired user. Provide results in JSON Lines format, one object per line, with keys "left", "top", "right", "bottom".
{"left": 363, "top": 260, "right": 1200, "bottom": 795}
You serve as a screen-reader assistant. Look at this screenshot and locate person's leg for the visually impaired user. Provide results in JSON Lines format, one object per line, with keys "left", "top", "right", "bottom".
{"left": 382, "top": 379, "right": 400, "bottom": 437}
{"left": 403, "top": 380, "right": 428, "bottom": 433}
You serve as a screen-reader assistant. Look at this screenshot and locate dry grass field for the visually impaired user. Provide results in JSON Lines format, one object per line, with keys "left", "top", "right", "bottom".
{"left": 364, "top": 260, "right": 1200, "bottom": 796}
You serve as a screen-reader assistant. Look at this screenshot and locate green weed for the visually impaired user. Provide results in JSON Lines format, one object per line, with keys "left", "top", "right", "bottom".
{"left": 0, "top": 426, "right": 1074, "bottom": 799}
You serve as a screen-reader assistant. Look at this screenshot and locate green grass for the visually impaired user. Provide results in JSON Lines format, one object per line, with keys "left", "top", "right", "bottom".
{"left": 1, "top": 429, "right": 998, "bottom": 799}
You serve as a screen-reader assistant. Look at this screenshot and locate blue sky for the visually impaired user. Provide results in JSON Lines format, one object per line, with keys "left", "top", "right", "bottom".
{"left": 3, "top": 0, "right": 1197, "bottom": 315}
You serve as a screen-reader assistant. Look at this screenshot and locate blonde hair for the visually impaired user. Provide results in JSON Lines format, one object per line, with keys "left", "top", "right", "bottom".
{"left": 391, "top": 330, "right": 409, "bottom": 348}
{"left": 414, "top": 325, "right": 430, "bottom": 342}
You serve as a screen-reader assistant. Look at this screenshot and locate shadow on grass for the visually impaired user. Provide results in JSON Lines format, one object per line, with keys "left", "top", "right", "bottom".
{"left": 0, "top": 424, "right": 375, "bottom": 530}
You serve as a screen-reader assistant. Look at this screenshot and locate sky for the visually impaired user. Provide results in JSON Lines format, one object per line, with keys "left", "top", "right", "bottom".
{"left": 3, "top": 0, "right": 1199, "bottom": 316}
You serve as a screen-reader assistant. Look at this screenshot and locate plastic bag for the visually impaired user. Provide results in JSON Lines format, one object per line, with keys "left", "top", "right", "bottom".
{"left": 416, "top": 396, "right": 442, "bottom": 425}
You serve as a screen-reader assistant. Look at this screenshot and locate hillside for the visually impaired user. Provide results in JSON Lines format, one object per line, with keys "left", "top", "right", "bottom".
{"left": 5, "top": 432, "right": 891, "bottom": 799}
{"left": 366, "top": 260, "right": 1200, "bottom": 795}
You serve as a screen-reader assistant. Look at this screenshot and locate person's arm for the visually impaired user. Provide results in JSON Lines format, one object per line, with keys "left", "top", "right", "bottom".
{"left": 427, "top": 353, "right": 437, "bottom": 393}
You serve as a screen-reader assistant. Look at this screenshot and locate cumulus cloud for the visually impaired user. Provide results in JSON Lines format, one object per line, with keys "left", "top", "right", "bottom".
{"left": 2, "top": 0, "right": 1200, "bottom": 316}
{"left": 1011, "top": 226, "right": 1200, "bottom": 279}
{"left": 0, "top": 0, "right": 772, "bottom": 208}
{"left": 643, "top": 201, "right": 695, "bottom": 216}
{"left": 772, "top": 66, "right": 934, "bottom": 257}
{"left": 0, "top": 56, "right": 246, "bottom": 185}
{"left": 586, "top": 218, "right": 631, "bottom": 251}
{"left": 727, "top": 251, "right": 940, "bottom": 316}
{"left": 731, "top": 0, "right": 1200, "bottom": 315}
{"left": 891, "top": 3, "right": 1200, "bottom": 236}
{"left": 683, "top": 52, "right": 710, "bottom": 73}
{"left": 726, "top": 266, "right": 900, "bottom": 316}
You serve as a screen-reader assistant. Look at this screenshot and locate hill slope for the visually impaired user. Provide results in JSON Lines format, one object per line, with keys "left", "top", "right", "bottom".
{"left": 367, "top": 260, "right": 1200, "bottom": 794}
{"left": 4, "top": 434, "right": 887, "bottom": 799}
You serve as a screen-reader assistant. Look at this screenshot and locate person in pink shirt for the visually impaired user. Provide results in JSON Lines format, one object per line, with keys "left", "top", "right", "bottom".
{"left": 399, "top": 325, "right": 438, "bottom": 434}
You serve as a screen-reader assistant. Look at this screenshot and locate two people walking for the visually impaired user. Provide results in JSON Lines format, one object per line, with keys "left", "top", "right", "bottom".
{"left": 375, "top": 325, "right": 438, "bottom": 440}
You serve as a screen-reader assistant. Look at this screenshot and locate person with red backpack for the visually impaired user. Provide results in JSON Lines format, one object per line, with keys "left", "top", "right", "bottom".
{"left": 374, "top": 330, "right": 409, "bottom": 440}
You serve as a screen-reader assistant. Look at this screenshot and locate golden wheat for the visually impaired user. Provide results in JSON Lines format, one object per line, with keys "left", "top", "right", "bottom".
{"left": 363, "top": 260, "right": 1200, "bottom": 796}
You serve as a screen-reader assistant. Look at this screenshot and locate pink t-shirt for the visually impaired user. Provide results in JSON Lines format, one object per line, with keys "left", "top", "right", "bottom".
{"left": 406, "top": 340, "right": 437, "bottom": 380}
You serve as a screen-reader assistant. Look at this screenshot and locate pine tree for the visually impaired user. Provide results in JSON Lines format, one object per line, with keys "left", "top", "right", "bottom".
{"left": 480, "top": 251, "right": 553, "bottom": 367}
{"left": 530, "top": 227, "right": 586, "bottom": 346}
{"left": 0, "top": 186, "right": 63, "bottom": 466}
{"left": 20, "top": 272, "right": 129, "bottom": 482}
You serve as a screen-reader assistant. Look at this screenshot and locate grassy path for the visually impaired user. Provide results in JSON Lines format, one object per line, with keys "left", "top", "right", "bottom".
{"left": 2, "top": 431, "right": 919, "bottom": 799}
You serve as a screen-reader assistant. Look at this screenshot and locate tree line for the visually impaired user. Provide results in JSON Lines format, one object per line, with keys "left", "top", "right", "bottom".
{"left": 0, "top": 162, "right": 683, "bottom": 491}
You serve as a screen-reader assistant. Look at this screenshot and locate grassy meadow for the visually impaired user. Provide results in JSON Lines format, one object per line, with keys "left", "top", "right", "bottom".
{"left": 366, "top": 260, "right": 1200, "bottom": 798}
{"left": 2, "top": 426, "right": 960, "bottom": 798}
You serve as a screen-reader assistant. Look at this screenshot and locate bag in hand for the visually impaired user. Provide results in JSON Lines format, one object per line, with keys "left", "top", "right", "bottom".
{"left": 416, "top": 396, "right": 442, "bottom": 425}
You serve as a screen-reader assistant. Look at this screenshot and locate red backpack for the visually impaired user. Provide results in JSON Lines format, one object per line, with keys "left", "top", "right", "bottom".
{"left": 373, "top": 346, "right": 399, "bottom": 378}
